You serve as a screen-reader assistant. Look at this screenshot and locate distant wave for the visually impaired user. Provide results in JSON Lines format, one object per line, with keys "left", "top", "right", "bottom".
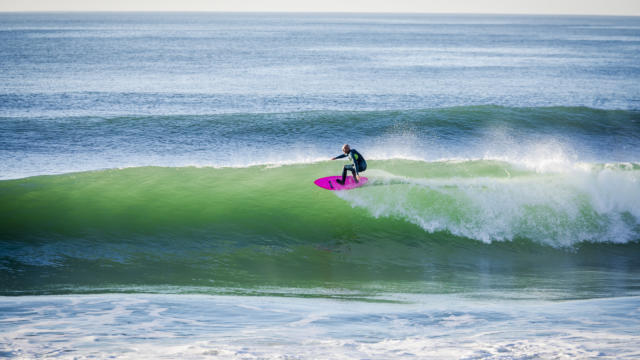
{"left": 1, "top": 106, "right": 639, "bottom": 180}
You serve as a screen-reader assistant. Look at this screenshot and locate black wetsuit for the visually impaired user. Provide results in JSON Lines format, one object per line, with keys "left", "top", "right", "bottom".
{"left": 334, "top": 149, "right": 367, "bottom": 183}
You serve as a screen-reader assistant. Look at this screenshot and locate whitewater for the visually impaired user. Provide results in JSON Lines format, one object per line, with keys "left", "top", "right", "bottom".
{"left": 1, "top": 12, "right": 640, "bottom": 359}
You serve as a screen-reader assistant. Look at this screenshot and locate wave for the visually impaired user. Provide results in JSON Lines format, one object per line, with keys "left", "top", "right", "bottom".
{"left": 2, "top": 160, "right": 638, "bottom": 246}
{"left": 1, "top": 160, "right": 639, "bottom": 295}
{"left": 2, "top": 106, "right": 639, "bottom": 180}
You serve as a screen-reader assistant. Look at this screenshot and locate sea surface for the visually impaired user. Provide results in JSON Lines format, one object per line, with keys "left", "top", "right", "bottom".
{"left": 1, "top": 12, "right": 640, "bottom": 359}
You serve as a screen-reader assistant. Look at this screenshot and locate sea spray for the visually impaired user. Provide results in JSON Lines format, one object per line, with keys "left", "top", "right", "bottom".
{"left": 337, "top": 161, "right": 640, "bottom": 246}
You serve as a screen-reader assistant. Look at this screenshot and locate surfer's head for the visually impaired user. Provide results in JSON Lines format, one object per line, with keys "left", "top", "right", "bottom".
{"left": 342, "top": 144, "right": 350, "bottom": 154}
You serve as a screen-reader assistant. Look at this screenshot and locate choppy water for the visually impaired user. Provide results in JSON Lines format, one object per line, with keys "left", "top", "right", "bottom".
{"left": 1, "top": 12, "right": 640, "bottom": 359}
{"left": 2, "top": 294, "right": 640, "bottom": 359}
{"left": 2, "top": 12, "right": 640, "bottom": 117}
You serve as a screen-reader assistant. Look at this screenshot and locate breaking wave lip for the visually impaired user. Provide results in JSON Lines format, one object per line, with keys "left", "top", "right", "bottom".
{"left": 2, "top": 105, "right": 639, "bottom": 181}
{"left": 2, "top": 151, "right": 632, "bottom": 181}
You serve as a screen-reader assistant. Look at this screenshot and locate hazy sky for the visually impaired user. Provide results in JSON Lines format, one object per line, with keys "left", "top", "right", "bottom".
{"left": 1, "top": 0, "right": 639, "bottom": 16}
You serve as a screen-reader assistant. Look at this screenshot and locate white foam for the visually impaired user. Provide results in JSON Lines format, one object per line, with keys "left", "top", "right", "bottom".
{"left": 1, "top": 294, "right": 639, "bottom": 359}
{"left": 337, "top": 162, "right": 640, "bottom": 246}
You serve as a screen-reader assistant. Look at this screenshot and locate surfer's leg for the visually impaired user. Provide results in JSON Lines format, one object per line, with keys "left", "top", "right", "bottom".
{"left": 338, "top": 165, "right": 353, "bottom": 185}
{"left": 340, "top": 165, "right": 358, "bottom": 184}
{"left": 354, "top": 162, "right": 365, "bottom": 182}
{"left": 350, "top": 167, "right": 358, "bottom": 182}
{"left": 337, "top": 165, "right": 348, "bottom": 185}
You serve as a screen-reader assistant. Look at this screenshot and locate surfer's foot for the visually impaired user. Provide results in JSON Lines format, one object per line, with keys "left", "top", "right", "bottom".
{"left": 336, "top": 179, "right": 345, "bottom": 185}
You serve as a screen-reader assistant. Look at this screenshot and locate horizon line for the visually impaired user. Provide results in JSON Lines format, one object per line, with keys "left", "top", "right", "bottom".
{"left": 1, "top": 10, "right": 639, "bottom": 17}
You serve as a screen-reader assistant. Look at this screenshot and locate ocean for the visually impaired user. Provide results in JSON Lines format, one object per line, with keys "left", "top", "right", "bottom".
{"left": 1, "top": 12, "right": 639, "bottom": 359}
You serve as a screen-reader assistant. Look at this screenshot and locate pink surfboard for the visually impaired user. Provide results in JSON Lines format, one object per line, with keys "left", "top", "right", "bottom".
{"left": 314, "top": 176, "right": 368, "bottom": 191}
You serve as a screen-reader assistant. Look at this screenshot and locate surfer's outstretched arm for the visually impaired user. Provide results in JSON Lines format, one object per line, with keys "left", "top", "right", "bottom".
{"left": 332, "top": 154, "right": 347, "bottom": 160}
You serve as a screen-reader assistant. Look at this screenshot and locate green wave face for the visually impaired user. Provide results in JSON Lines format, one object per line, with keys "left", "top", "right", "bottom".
{"left": 1, "top": 161, "right": 640, "bottom": 297}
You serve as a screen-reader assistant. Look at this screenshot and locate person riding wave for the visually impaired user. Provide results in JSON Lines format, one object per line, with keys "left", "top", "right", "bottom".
{"left": 331, "top": 144, "right": 367, "bottom": 185}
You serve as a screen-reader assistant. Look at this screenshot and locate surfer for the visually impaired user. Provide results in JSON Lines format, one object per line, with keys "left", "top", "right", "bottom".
{"left": 331, "top": 144, "right": 367, "bottom": 184}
